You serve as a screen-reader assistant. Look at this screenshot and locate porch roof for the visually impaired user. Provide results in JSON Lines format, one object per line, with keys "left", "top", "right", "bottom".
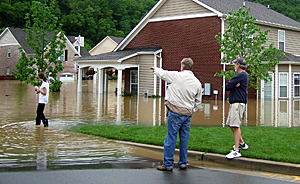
{"left": 75, "top": 47, "right": 162, "bottom": 62}
{"left": 280, "top": 52, "right": 300, "bottom": 63}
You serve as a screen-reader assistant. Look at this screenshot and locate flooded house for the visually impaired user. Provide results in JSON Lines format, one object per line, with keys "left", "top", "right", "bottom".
{"left": 75, "top": 0, "right": 300, "bottom": 101}
{"left": 0, "top": 27, "right": 90, "bottom": 82}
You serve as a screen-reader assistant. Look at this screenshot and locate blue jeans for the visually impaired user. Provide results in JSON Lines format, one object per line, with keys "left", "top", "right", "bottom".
{"left": 163, "top": 110, "right": 192, "bottom": 168}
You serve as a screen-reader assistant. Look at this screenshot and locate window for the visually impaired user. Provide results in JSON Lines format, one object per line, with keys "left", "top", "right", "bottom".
{"left": 278, "top": 30, "right": 285, "bottom": 51}
{"left": 64, "top": 50, "right": 68, "bottom": 61}
{"left": 6, "top": 67, "right": 9, "bottom": 75}
{"left": 279, "top": 73, "right": 288, "bottom": 98}
{"left": 56, "top": 50, "right": 64, "bottom": 61}
{"left": 294, "top": 73, "right": 300, "bottom": 97}
{"left": 7, "top": 48, "right": 11, "bottom": 58}
{"left": 130, "top": 70, "right": 138, "bottom": 95}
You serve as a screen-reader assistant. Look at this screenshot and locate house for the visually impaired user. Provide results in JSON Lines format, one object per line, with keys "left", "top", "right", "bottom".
{"left": 75, "top": 0, "right": 300, "bottom": 100}
{"left": 0, "top": 27, "right": 90, "bottom": 81}
{"left": 89, "top": 36, "right": 124, "bottom": 56}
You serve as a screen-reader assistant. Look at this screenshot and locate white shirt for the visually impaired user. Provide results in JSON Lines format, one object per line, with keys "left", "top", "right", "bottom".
{"left": 39, "top": 81, "right": 49, "bottom": 104}
{"left": 153, "top": 67, "right": 202, "bottom": 112}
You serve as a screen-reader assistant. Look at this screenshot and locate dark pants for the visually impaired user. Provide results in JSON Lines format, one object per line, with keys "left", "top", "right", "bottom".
{"left": 36, "top": 103, "right": 48, "bottom": 127}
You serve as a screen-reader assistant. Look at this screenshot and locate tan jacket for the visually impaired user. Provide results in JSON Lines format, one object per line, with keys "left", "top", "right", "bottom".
{"left": 153, "top": 67, "right": 202, "bottom": 115}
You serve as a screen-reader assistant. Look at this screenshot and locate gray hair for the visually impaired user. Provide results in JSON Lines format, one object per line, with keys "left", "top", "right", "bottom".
{"left": 181, "top": 58, "right": 194, "bottom": 71}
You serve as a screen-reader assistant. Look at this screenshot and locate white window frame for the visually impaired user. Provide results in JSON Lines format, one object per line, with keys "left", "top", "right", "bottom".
{"left": 7, "top": 48, "right": 11, "bottom": 58}
{"left": 6, "top": 67, "right": 9, "bottom": 75}
{"left": 130, "top": 70, "right": 138, "bottom": 94}
{"left": 56, "top": 50, "right": 64, "bottom": 61}
{"left": 278, "top": 30, "right": 285, "bottom": 51}
{"left": 294, "top": 73, "right": 300, "bottom": 98}
{"left": 261, "top": 72, "right": 274, "bottom": 99}
{"left": 279, "top": 72, "right": 288, "bottom": 98}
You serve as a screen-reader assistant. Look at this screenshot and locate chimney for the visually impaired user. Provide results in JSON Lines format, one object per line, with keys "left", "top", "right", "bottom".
{"left": 243, "top": 2, "right": 246, "bottom": 7}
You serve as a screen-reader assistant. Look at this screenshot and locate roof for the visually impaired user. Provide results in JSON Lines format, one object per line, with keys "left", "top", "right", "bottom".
{"left": 108, "top": 36, "right": 124, "bottom": 44}
{"left": 280, "top": 52, "right": 300, "bottom": 63}
{"left": 9, "top": 27, "right": 53, "bottom": 55}
{"left": 79, "top": 46, "right": 91, "bottom": 57}
{"left": 197, "top": 0, "right": 300, "bottom": 29}
{"left": 115, "top": 0, "right": 300, "bottom": 51}
{"left": 76, "top": 47, "right": 162, "bottom": 61}
{"left": 63, "top": 36, "right": 91, "bottom": 57}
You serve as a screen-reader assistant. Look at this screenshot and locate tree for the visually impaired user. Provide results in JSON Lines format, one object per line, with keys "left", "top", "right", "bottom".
{"left": 215, "top": 7, "right": 285, "bottom": 90}
{"left": 13, "top": 0, "right": 66, "bottom": 92}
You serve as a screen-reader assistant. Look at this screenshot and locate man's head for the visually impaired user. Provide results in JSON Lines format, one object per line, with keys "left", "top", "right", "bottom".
{"left": 233, "top": 58, "right": 247, "bottom": 71}
{"left": 181, "top": 58, "right": 194, "bottom": 71}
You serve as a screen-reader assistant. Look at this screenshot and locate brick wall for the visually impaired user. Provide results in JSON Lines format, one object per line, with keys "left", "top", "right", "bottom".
{"left": 126, "top": 16, "right": 225, "bottom": 100}
{"left": 0, "top": 45, "right": 20, "bottom": 77}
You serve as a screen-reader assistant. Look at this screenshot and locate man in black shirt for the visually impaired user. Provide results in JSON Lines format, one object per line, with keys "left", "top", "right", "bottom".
{"left": 225, "top": 58, "right": 249, "bottom": 159}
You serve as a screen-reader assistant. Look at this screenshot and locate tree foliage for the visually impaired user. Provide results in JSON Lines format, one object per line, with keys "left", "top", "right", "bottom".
{"left": 0, "top": 0, "right": 158, "bottom": 49}
{"left": 215, "top": 7, "right": 285, "bottom": 90}
{"left": 13, "top": 0, "right": 66, "bottom": 92}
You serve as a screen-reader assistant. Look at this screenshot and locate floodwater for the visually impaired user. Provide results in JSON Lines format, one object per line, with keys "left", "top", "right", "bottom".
{"left": 0, "top": 80, "right": 299, "bottom": 171}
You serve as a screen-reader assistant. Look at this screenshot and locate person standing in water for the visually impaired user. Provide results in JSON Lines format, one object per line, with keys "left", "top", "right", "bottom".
{"left": 34, "top": 72, "right": 49, "bottom": 127}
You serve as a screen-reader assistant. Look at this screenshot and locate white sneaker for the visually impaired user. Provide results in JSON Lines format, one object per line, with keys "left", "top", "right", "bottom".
{"left": 233, "top": 143, "right": 249, "bottom": 150}
{"left": 226, "top": 150, "right": 242, "bottom": 159}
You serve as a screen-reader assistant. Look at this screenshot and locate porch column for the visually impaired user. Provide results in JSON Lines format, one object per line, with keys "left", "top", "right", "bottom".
{"left": 153, "top": 55, "right": 157, "bottom": 96}
{"left": 93, "top": 68, "right": 97, "bottom": 84}
{"left": 117, "top": 69, "right": 123, "bottom": 96}
{"left": 77, "top": 68, "right": 82, "bottom": 93}
{"left": 275, "top": 64, "right": 279, "bottom": 99}
{"left": 104, "top": 70, "right": 108, "bottom": 92}
{"left": 98, "top": 69, "right": 104, "bottom": 94}
{"left": 289, "top": 64, "right": 292, "bottom": 99}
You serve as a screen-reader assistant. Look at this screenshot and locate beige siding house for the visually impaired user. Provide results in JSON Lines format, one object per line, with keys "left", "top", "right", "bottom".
{"left": 89, "top": 36, "right": 124, "bottom": 56}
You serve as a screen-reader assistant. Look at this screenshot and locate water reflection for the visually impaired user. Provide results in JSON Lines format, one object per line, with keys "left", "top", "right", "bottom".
{"left": 0, "top": 80, "right": 299, "bottom": 128}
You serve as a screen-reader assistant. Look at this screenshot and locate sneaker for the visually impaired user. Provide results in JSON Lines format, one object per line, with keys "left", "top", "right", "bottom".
{"left": 226, "top": 150, "right": 242, "bottom": 159}
{"left": 179, "top": 164, "right": 187, "bottom": 170}
{"left": 157, "top": 165, "right": 173, "bottom": 171}
{"left": 233, "top": 143, "right": 249, "bottom": 150}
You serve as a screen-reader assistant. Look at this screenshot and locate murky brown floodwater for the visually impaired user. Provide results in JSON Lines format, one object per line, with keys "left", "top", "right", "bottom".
{"left": 0, "top": 80, "right": 299, "bottom": 171}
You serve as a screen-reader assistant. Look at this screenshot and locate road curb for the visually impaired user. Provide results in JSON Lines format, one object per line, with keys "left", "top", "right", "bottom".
{"left": 117, "top": 141, "right": 300, "bottom": 176}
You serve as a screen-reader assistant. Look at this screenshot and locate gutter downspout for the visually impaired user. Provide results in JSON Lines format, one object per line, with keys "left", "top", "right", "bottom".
{"left": 221, "top": 16, "right": 226, "bottom": 127}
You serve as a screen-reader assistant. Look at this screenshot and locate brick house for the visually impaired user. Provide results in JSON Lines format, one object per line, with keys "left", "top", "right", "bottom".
{"left": 75, "top": 0, "right": 300, "bottom": 100}
{"left": 0, "top": 27, "right": 90, "bottom": 81}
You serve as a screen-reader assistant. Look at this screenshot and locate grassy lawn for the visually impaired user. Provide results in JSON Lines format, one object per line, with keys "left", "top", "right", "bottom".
{"left": 71, "top": 125, "right": 300, "bottom": 164}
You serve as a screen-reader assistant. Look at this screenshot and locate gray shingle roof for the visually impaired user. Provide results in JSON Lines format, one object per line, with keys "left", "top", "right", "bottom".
{"left": 108, "top": 36, "right": 124, "bottom": 44}
{"left": 198, "top": 0, "right": 300, "bottom": 29}
{"left": 281, "top": 52, "right": 300, "bottom": 63}
{"left": 76, "top": 47, "right": 162, "bottom": 61}
{"left": 9, "top": 27, "right": 52, "bottom": 55}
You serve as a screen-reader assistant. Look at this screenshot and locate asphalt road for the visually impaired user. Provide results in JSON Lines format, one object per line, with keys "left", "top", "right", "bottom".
{"left": 0, "top": 168, "right": 296, "bottom": 184}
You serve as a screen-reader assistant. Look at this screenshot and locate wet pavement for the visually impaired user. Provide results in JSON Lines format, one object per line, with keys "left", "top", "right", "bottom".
{"left": 0, "top": 168, "right": 297, "bottom": 184}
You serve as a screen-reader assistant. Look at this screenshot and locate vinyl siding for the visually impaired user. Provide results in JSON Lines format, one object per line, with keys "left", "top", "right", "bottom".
{"left": 89, "top": 38, "right": 117, "bottom": 56}
{"left": 138, "top": 54, "right": 155, "bottom": 96}
{"left": 122, "top": 57, "right": 138, "bottom": 65}
{"left": 152, "top": 0, "right": 212, "bottom": 19}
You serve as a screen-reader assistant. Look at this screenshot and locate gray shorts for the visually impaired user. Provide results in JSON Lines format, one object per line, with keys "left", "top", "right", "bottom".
{"left": 226, "top": 103, "right": 246, "bottom": 127}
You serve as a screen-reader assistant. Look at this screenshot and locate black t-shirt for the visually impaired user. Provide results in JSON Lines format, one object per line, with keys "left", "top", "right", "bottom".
{"left": 225, "top": 72, "right": 249, "bottom": 104}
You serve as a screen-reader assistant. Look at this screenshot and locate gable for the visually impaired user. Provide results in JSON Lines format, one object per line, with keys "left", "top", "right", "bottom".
{"left": 0, "top": 30, "right": 19, "bottom": 46}
{"left": 90, "top": 37, "right": 118, "bottom": 56}
{"left": 152, "top": 0, "right": 213, "bottom": 19}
